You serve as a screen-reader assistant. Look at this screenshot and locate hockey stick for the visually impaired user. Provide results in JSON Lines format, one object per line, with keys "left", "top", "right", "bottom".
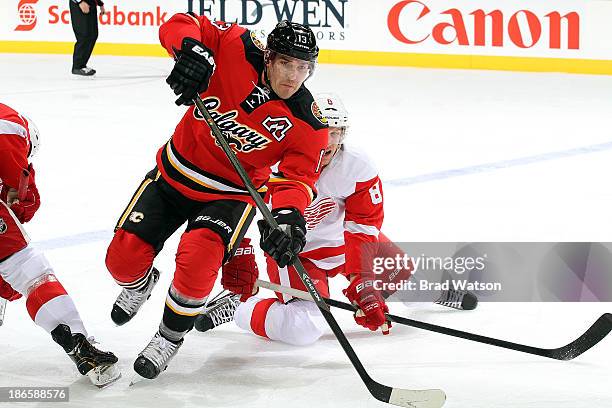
{"left": 17, "top": 168, "right": 30, "bottom": 202}
{"left": 0, "top": 298, "right": 7, "bottom": 326}
{"left": 193, "top": 95, "right": 446, "bottom": 408}
{"left": 256, "top": 279, "right": 612, "bottom": 361}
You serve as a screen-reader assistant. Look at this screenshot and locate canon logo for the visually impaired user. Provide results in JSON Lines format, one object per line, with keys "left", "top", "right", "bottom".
{"left": 388, "top": 0, "right": 580, "bottom": 50}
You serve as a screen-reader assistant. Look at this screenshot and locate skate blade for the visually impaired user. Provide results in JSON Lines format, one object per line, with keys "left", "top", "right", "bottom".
{"left": 88, "top": 364, "right": 122, "bottom": 388}
{"left": 129, "top": 373, "right": 150, "bottom": 387}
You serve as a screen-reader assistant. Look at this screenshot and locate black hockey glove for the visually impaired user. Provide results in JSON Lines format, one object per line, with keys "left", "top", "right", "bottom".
{"left": 167, "top": 37, "right": 216, "bottom": 106}
{"left": 257, "top": 208, "right": 307, "bottom": 268}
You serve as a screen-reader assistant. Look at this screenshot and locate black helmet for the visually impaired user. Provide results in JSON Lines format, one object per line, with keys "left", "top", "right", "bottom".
{"left": 267, "top": 21, "right": 319, "bottom": 62}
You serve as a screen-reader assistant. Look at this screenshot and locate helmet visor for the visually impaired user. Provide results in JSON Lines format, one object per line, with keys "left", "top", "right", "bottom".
{"left": 266, "top": 51, "right": 317, "bottom": 81}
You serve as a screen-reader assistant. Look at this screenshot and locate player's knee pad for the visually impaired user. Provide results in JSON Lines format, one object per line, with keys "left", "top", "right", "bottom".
{"left": 105, "top": 229, "right": 155, "bottom": 286}
{"left": 173, "top": 228, "right": 224, "bottom": 299}
{"left": 0, "top": 245, "right": 54, "bottom": 295}
{"left": 278, "top": 300, "right": 325, "bottom": 346}
{"left": 236, "top": 297, "right": 324, "bottom": 346}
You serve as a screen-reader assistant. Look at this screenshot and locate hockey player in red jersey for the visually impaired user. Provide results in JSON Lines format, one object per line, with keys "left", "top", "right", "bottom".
{"left": 194, "top": 94, "right": 477, "bottom": 345}
{"left": 104, "top": 14, "right": 328, "bottom": 378}
{"left": 0, "top": 103, "right": 120, "bottom": 386}
{"left": 194, "top": 93, "right": 394, "bottom": 345}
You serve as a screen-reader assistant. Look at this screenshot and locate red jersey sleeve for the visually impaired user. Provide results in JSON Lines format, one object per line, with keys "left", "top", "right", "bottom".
{"left": 268, "top": 127, "right": 328, "bottom": 213}
{"left": 159, "top": 13, "right": 245, "bottom": 57}
{"left": 343, "top": 176, "right": 384, "bottom": 276}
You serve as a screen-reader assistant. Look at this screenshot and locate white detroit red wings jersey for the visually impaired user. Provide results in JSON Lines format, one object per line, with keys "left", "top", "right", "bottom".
{"left": 0, "top": 104, "right": 33, "bottom": 260}
{"left": 0, "top": 103, "right": 33, "bottom": 190}
{"left": 298, "top": 144, "right": 384, "bottom": 273}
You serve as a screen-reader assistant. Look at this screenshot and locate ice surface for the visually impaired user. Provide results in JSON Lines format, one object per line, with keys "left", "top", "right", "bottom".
{"left": 0, "top": 54, "right": 610, "bottom": 408}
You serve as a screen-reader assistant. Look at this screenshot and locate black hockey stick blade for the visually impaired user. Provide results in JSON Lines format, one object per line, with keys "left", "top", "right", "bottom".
{"left": 546, "top": 312, "right": 612, "bottom": 360}
{"left": 329, "top": 297, "right": 611, "bottom": 361}
{"left": 193, "top": 96, "right": 446, "bottom": 408}
{"left": 256, "top": 279, "right": 610, "bottom": 361}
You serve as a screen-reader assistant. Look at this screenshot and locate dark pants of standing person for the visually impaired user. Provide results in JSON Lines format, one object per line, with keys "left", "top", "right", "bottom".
{"left": 69, "top": 1, "right": 98, "bottom": 70}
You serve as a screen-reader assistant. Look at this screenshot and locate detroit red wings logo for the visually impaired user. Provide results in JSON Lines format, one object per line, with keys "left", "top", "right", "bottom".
{"left": 304, "top": 197, "right": 336, "bottom": 230}
{"left": 311, "top": 101, "right": 327, "bottom": 125}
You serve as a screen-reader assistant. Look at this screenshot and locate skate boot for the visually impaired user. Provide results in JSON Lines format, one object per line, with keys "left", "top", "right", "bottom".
{"left": 111, "top": 267, "right": 160, "bottom": 325}
{"left": 71, "top": 67, "right": 96, "bottom": 76}
{"left": 194, "top": 292, "right": 242, "bottom": 332}
{"left": 133, "top": 331, "right": 183, "bottom": 379}
{"left": 434, "top": 289, "right": 478, "bottom": 310}
{"left": 51, "top": 324, "right": 121, "bottom": 387}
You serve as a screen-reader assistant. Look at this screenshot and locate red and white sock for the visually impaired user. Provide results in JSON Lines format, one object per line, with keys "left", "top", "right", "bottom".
{"left": 26, "top": 275, "right": 86, "bottom": 336}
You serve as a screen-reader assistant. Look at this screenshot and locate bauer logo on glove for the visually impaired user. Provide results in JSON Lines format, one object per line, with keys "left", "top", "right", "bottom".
{"left": 344, "top": 276, "right": 392, "bottom": 335}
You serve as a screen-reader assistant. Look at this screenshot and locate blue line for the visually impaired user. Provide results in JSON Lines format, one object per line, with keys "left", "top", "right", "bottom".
{"left": 385, "top": 140, "right": 612, "bottom": 187}
{"left": 31, "top": 141, "right": 612, "bottom": 250}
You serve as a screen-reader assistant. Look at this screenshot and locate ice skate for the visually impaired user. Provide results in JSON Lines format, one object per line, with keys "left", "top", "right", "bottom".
{"left": 194, "top": 291, "right": 242, "bottom": 332}
{"left": 111, "top": 267, "right": 160, "bottom": 325}
{"left": 133, "top": 330, "right": 183, "bottom": 379}
{"left": 71, "top": 67, "right": 96, "bottom": 76}
{"left": 51, "top": 324, "right": 121, "bottom": 387}
{"left": 434, "top": 289, "right": 478, "bottom": 310}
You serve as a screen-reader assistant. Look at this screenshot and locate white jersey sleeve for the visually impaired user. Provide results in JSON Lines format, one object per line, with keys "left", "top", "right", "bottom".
{"left": 300, "top": 144, "right": 384, "bottom": 271}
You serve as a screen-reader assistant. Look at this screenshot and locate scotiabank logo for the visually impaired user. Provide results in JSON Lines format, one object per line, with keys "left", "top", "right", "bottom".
{"left": 388, "top": 0, "right": 580, "bottom": 50}
{"left": 15, "top": 0, "right": 38, "bottom": 31}
{"left": 49, "top": 5, "right": 168, "bottom": 26}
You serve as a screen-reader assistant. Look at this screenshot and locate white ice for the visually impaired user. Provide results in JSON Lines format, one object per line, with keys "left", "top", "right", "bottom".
{"left": 0, "top": 54, "right": 611, "bottom": 408}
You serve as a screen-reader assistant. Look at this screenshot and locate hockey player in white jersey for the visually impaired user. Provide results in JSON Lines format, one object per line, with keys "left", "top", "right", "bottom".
{"left": 194, "top": 93, "right": 402, "bottom": 345}
{"left": 0, "top": 103, "right": 120, "bottom": 386}
{"left": 195, "top": 93, "right": 477, "bottom": 345}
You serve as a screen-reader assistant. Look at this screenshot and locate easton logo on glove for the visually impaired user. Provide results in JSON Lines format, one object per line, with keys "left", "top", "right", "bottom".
{"left": 190, "top": 45, "right": 216, "bottom": 68}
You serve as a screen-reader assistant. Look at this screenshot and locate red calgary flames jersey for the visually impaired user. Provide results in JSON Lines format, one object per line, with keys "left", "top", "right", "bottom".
{"left": 158, "top": 14, "right": 328, "bottom": 213}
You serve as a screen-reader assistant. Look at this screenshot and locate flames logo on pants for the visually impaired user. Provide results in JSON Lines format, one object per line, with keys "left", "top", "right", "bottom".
{"left": 15, "top": 0, "right": 38, "bottom": 31}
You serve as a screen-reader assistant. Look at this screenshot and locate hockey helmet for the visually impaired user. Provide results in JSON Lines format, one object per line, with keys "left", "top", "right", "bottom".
{"left": 266, "top": 21, "right": 319, "bottom": 62}
{"left": 23, "top": 115, "right": 40, "bottom": 159}
{"left": 315, "top": 93, "right": 349, "bottom": 142}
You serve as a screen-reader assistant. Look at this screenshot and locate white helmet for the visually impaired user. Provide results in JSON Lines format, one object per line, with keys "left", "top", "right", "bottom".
{"left": 22, "top": 115, "right": 40, "bottom": 159}
{"left": 315, "top": 93, "right": 349, "bottom": 141}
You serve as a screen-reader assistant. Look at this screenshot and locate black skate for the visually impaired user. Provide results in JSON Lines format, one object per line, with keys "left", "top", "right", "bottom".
{"left": 434, "top": 289, "right": 478, "bottom": 310}
{"left": 111, "top": 267, "right": 160, "bottom": 325}
{"left": 133, "top": 331, "right": 183, "bottom": 379}
{"left": 51, "top": 324, "right": 121, "bottom": 387}
{"left": 194, "top": 292, "right": 242, "bottom": 333}
{"left": 71, "top": 67, "right": 96, "bottom": 76}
